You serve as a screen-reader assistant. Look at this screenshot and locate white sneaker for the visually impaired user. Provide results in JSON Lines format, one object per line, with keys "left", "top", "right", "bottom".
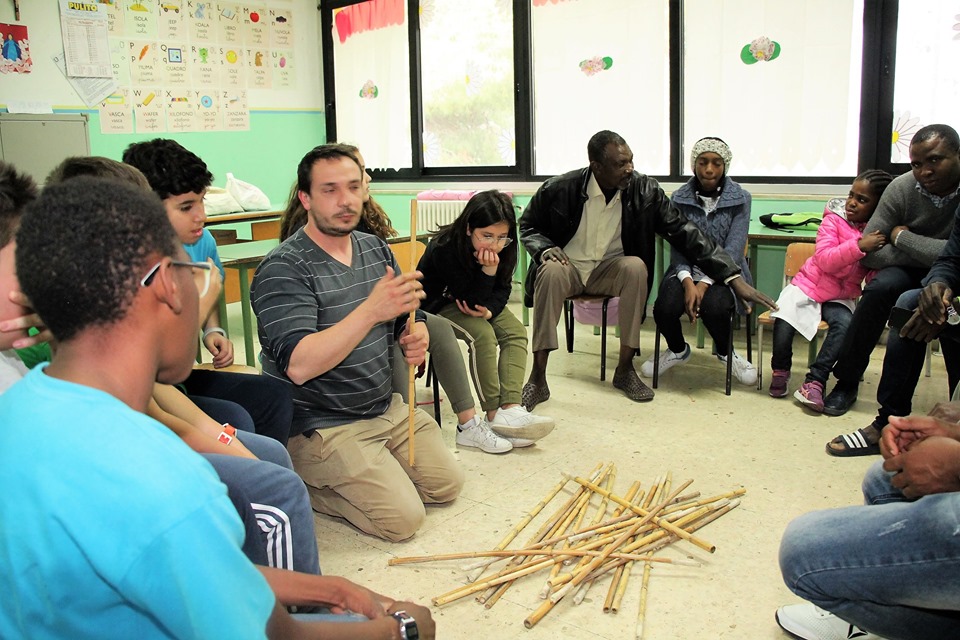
{"left": 775, "top": 603, "right": 884, "bottom": 640}
{"left": 456, "top": 416, "right": 512, "bottom": 454}
{"left": 639, "top": 344, "right": 691, "bottom": 378}
{"left": 718, "top": 351, "right": 758, "bottom": 386}
{"left": 489, "top": 406, "right": 555, "bottom": 441}
{"left": 504, "top": 436, "right": 536, "bottom": 448}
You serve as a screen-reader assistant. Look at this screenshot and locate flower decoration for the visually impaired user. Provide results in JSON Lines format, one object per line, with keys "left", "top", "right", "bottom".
{"left": 359, "top": 80, "right": 378, "bottom": 99}
{"left": 465, "top": 61, "right": 486, "bottom": 97}
{"left": 498, "top": 128, "right": 515, "bottom": 165}
{"left": 579, "top": 56, "right": 613, "bottom": 77}
{"left": 891, "top": 110, "right": 921, "bottom": 162}
{"left": 741, "top": 36, "right": 781, "bottom": 64}
{"left": 954, "top": 14, "right": 960, "bottom": 40}
{"left": 419, "top": 0, "right": 435, "bottom": 28}
{"left": 422, "top": 130, "right": 441, "bottom": 165}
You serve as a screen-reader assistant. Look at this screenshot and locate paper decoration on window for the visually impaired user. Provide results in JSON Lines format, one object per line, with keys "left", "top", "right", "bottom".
{"left": 359, "top": 79, "right": 379, "bottom": 99}
{"left": 0, "top": 23, "right": 30, "bottom": 74}
{"left": 579, "top": 56, "right": 612, "bottom": 76}
{"left": 532, "top": 0, "right": 575, "bottom": 5}
{"left": 422, "top": 130, "right": 441, "bottom": 164}
{"left": 419, "top": 0, "right": 435, "bottom": 27}
{"left": 741, "top": 36, "right": 780, "bottom": 64}
{"left": 891, "top": 110, "right": 922, "bottom": 161}
{"left": 954, "top": 14, "right": 960, "bottom": 40}
{"left": 498, "top": 127, "right": 515, "bottom": 164}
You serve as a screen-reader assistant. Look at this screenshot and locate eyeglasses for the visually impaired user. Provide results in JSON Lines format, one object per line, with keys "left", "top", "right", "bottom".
{"left": 141, "top": 259, "right": 213, "bottom": 297}
{"left": 473, "top": 234, "right": 513, "bottom": 248}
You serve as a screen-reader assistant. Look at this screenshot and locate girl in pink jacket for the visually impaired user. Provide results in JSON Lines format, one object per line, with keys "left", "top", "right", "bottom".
{"left": 768, "top": 170, "right": 893, "bottom": 410}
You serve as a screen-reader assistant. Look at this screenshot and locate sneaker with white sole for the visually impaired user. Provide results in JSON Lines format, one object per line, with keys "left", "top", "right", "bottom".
{"left": 718, "top": 351, "right": 758, "bottom": 386}
{"left": 456, "top": 416, "right": 512, "bottom": 454}
{"left": 639, "top": 344, "right": 691, "bottom": 378}
{"left": 775, "top": 603, "right": 884, "bottom": 640}
{"left": 489, "top": 406, "right": 555, "bottom": 441}
{"left": 504, "top": 436, "right": 536, "bottom": 448}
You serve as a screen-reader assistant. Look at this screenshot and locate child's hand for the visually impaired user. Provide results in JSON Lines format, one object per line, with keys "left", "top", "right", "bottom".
{"left": 681, "top": 279, "right": 706, "bottom": 323}
{"left": 474, "top": 248, "right": 499, "bottom": 276}
{"left": 456, "top": 299, "right": 492, "bottom": 320}
{"left": 204, "top": 332, "right": 235, "bottom": 368}
{"left": 858, "top": 230, "right": 886, "bottom": 253}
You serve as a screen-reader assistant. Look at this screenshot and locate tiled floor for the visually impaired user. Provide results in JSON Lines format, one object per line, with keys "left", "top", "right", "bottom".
{"left": 222, "top": 299, "right": 947, "bottom": 640}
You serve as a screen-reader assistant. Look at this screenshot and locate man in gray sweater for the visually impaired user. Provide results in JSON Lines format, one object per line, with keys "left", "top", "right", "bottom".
{"left": 824, "top": 124, "right": 960, "bottom": 455}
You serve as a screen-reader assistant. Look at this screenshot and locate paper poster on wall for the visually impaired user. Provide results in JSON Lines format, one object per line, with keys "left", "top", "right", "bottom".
{"left": 273, "top": 49, "right": 292, "bottom": 88}
{"left": 195, "top": 90, "right": 220, "bottom": 130}
{"left": 99, "top": 89, "right": 134, "bottom": 134}
{"left": 124, "top": 0, "right": 158, "bottom": 39}
{"left": 220, "top": 46, "right": 245, "bottom": 88}
{"left": 269, "top": 8, "right": 292, "bottom": 48}
{"left": 158, "top": 0, "right": 187, "bottom": 41}
{"left": 133, "top": 87, "right": 165, "bottom": 132}
{"left": 164, "top": 89, "right": 197, "bottom": 132}
{"left": 189, "top": 42, "right": 218, "bottom": 85}
{"left": 53, "top": 49, "right": 119, "bottom": 106}
{"left": 59, "top": 0, "right": 112, "bottom": 77}
{"left": 102, "top": 1, "right": 125, "bottom": 37}
{"left": 159, "top": 42, "right": 189, "bottom": 85}
{"left": 243, "top": 5, "right": 267, "bottom": 46}
{"left": 249, "top": 47, "right": 270, "bottom": 88}
{"left": 0, "top": 23, "right": 31, "bottom": 74}
{"left": 128, "top": 40, "right": 161, "bottom": 84}
{"left": 218, "top": 3, "right": 242, "bottom": 45}
{"left": 222, "top": 89, "right": 248, "bottom": 130}
{"left": 109, "top": 38, "right": 131, "bottom": 85}
{"left": 189, "top": 1, "right": 216, "bottom": 41}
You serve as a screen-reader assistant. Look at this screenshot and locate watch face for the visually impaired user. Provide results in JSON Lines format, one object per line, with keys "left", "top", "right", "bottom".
{"left": 393, "top": 611, "right": 418, "bottom": 640}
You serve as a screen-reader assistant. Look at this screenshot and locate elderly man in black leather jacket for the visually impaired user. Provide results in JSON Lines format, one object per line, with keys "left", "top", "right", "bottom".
{"left": 519, "top": 130, "right": 775, "bottom": 408}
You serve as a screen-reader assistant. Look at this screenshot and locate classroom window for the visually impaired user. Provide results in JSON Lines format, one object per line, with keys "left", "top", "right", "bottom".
{"left": 889, "top": 0, "right": 960, "bottom": 163}
{"left": 330, "top": 0, "right": 413, "bottom": 170}
{"left": 530, "top": 0, "right": 669, "bottom": 176}
{"left": 419, "top": 0, "right": 516, "bottom": 168}
{"left": 682, "top": 0, "right": 863, "bottom": 177}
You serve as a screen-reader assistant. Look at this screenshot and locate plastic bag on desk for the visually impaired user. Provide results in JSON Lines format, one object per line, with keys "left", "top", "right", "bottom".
{"left": 225, "top": 172, "right": 271, "bottom": 211}
{"left": 203, "top": 187, "right": 244, "bottom": 215}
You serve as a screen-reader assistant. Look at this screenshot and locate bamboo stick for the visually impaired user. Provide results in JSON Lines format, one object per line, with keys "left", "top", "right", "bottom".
{"left": 390, "top": 548, "right": 697, "bottom": 566}
{"left": 570, "top": 475, "right": 716, "bottom": 553}
{"left": 635, "top": 561, "right": 652, "bottom": 639}
{"left": 407, "top": 200, "right": 418, "bottom": 466}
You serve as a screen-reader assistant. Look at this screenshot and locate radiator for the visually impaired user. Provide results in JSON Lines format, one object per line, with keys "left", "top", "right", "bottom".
{"left": 416, "top": 200, "right": 468, "bottom": 234}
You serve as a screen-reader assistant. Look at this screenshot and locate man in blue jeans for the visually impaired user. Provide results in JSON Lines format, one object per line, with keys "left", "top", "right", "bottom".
{"left": 777, "top": 406, "right": 960, "bottom": 640}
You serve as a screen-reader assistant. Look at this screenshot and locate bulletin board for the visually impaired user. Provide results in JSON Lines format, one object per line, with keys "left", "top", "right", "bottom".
{"left": 0, "top": 1, "right": 326, "bottom": 202}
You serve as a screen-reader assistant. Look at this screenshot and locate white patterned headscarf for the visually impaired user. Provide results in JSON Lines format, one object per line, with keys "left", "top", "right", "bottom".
{"left": 690, "top": 137, "right": 732, "bottom": 174}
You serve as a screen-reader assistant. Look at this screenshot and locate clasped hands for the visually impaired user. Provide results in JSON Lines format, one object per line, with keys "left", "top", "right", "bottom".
{"left": 880, "top": 403, "right": 960, "bottom": 498}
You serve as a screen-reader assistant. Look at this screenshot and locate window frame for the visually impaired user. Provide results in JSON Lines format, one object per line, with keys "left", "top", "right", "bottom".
{"left": 321, "top": 0, "right": 908, "bottom": 185}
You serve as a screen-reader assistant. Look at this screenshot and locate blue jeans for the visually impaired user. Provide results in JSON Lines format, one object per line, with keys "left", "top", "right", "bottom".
{"left": 770, "top": 302, "right": 852, "bottom": 385}
{"left": 874, "top": 289, "right": 960, "bottom": 426}
{"left": 203, "top": 430, "right": 320, "bottom": 576}
{"left": 779, "top": 461, "right": 960, "bottom": 639}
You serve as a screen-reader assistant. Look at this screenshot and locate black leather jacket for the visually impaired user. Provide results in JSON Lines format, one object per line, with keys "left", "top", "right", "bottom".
{"left": 519, "top": 168, "right": 742, "bottom": 307}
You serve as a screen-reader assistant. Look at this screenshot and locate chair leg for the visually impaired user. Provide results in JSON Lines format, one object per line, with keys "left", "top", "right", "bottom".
{"left": 725, "top": 310, "right": 733, "bottom": 396}
{"left": 653, "top": 328, "right": 661, "bottom": 389}
{"left": 757, "top": 323, "right": 765, "bottom": 391}
{"left": 600, "top": 299, "right": 609, "bottom": 381}
{"left": 564, "top": 300, "right": 574, "bottom": 353}
{"left": 746, "top": 311, "right": 753, "bottom": 363}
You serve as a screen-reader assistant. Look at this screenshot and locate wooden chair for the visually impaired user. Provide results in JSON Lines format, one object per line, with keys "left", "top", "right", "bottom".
{"left": 755, "top": 242, "right": 821, "bottom": 390}
{"left": 563, "top": 294, "right": 614, "bottom": 381}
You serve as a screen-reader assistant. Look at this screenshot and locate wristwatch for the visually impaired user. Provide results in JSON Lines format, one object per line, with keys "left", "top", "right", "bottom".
{"left": 391, "top": 610, "right": 419, "bottom": 640}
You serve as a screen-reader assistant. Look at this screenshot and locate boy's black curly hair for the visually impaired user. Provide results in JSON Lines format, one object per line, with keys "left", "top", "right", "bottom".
{"left": 121, "top": 138, "right": 214, "bottom": 199}
{"left": 16, "top": 176, "right": 178, "bottom": 342}
{"left": 0, "top": 161, "right": 39, "bottom": 248}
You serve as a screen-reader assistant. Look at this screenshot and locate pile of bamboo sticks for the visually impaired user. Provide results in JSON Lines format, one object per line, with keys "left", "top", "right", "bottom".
{"left": 389, "top": 462, "right": 744, "bottom": 637}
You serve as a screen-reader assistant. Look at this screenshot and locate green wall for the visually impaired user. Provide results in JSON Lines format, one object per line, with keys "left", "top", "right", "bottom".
{"left": 81, "top": 109, "right": 326, "bottom": 205}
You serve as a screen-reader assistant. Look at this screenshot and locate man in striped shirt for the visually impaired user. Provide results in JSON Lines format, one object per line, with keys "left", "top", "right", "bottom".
{"left": 251, "top": 144, "right": 463, "bottom": 542}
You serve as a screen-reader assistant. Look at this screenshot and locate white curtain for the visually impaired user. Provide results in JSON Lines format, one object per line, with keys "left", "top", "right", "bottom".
{"left": 683, "top": 0, "right": 863, "bottom": 177}
{"left": 332, "top": 1, "right": 412, "bottom": 170}
{"left": 531, "top": 0, "right": 670, "bottom": 176}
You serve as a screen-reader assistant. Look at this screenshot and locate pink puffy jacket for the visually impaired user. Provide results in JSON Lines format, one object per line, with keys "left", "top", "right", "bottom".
{"left": 790, "top": 207, "right": 873, "bottom": 303}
